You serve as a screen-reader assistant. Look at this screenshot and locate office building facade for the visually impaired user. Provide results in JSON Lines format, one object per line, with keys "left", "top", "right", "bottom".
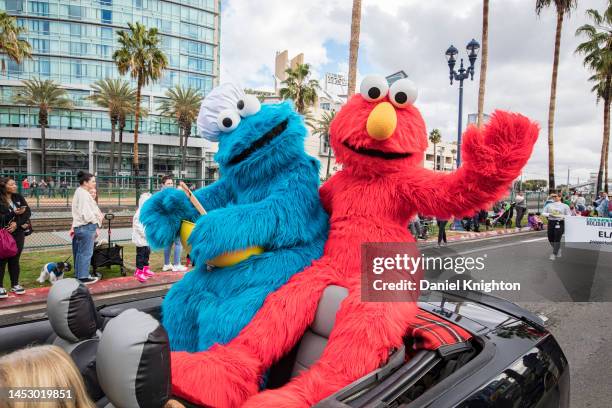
{"left": 0, "top": 0, "right": 220, "bottom": 184}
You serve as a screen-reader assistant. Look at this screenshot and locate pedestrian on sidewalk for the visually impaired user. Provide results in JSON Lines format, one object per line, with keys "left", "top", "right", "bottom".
{"left": 408, "top": 215, "right": 422, "bottom": 240}
{"left": 159, "top": 175, "right": 187, "bottom": 272}
{"left": 0, "top": 177, "right": 30, "bottom": 298}
{"left": 515, "top": 191, "right": 527, "bottom": 228}
{"left": 437, "top": 218, "right": 448, "bottom": 247}
{"left": 60, "top": 180, "right": 68, "bottom": 198}
{"left": 48, "top": 177, "right": 56, "bottom": 198}
{"left": 527, "top": 212, "right": 544, "bottom": 231}
{"left": 30, "top": 179, "right": 38, "bottom": 198}
{"left": 132, "top": 192, "right": 154, "bottom": 282}
{"left": 542, "top": 193, "right": 571, "bottom": 260}
{"left": 21, "top": 178, "right": 29, "bottom": 195}
{"left": 596, "top": 192, "right": 610, "bottom": 218}
{"left": 71, "top": 171, "right": 102, "bottom": 285}
{"left": 575, "top": 191, "right": 586, "bottom": 212}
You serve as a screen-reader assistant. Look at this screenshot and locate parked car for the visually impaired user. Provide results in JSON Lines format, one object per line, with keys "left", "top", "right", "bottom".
{"left": 0, "top": 281, "right": 569, "bottom": 408}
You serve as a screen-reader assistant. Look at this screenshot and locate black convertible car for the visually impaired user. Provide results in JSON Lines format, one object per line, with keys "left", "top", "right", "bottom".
{"left": 0, "top": 279, "right": 569, "bottom": 408}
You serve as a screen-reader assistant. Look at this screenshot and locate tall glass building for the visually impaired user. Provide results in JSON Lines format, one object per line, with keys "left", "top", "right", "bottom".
{"left": 0, "top": 0, "right": 220, "bottom": 184}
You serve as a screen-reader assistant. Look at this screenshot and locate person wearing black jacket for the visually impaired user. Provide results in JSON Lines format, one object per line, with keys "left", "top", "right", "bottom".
{"left": 0, "top": 177, "right": 31, "bottom": 298}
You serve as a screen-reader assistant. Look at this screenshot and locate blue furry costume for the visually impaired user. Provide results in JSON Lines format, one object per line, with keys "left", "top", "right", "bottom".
{"left": 140, "top": 84, "right": 328, "bottom": 352}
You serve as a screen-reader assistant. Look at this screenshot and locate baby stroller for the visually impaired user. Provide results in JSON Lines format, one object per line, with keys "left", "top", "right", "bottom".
{"left": 491, "top": 202, "right": 515, "bottom": 228}
{"left": 91, "top": 213, "right": 126, "bottom": 276}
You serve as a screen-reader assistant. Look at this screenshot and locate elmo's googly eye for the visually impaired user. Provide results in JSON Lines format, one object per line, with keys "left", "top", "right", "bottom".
{"left": 217, "top": 109, "right": 241, "bottom": 132}
{"left": 237, "top": 94, "right": 261, "bottom": 117}
{"left": 389, "top": 79, "right": 418, "bottom": 108}
{"left": 360, "top": 75, "right": 389, "bottom": 102}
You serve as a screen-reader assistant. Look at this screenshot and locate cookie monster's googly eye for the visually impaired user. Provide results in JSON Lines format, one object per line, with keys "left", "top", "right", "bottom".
{"left": 389, "top": 78, "right": 418, "bottom": 108}
{"left": 217, "top": 109, "right": 241, "bottom": 132}
{"left": 237, "top": 94, "right": 261, "bottom": 118}
{"left": 360, "top": 75, "right": 389, "bottom": 102}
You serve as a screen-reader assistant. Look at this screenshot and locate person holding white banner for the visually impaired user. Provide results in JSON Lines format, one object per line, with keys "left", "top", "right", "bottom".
{"left": 542, "top": 193, "right": 572, "bottom": 260}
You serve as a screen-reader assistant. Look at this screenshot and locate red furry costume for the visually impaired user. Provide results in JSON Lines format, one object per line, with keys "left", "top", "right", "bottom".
{"left": 169, "top": 77, "right": 539, "bottom": 407}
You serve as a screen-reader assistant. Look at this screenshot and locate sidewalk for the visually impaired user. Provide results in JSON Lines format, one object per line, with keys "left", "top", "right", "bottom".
{"left": 0, "top": 270, "right": 186, "bottom": 310}
{"left": 424, "top": 226, "right": 540, "bottom": 244}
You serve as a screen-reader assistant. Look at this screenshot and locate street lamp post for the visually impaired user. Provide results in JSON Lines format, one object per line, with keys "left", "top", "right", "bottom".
{"left": 445, "top": 39, "right": 480, "bottom": 168}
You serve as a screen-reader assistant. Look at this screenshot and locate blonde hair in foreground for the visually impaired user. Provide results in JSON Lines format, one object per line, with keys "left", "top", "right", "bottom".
{"left": 0, "top": 344, "right": 95, "bottom": 408}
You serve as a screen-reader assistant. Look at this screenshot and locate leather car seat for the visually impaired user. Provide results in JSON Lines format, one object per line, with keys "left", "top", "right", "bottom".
{"left": 291, "top": 285, "right": 349, "bottom": 377}
{"left": 46, "top": 278, "right": 104, "bottom": 401}
{"left": 96, "top": 309, "right": 171, "bottom": 408}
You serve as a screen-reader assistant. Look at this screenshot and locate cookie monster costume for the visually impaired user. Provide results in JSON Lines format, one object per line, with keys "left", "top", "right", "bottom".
{"left": 140, "top": 83, "right": 328, "bottom": 352}
{"left": 167, "top": 75, "right": 539, "bottom": 407}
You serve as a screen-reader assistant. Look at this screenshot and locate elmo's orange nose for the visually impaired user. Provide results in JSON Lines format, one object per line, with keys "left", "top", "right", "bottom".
{"left": 366, "top": 102, "right": 397, "bottom": 140}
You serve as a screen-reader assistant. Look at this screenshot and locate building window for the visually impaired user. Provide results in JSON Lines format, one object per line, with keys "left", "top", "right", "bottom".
{"left": 68, "top": 5, "right": 82, "bottom": 19}
{"left": 133, "top": 0, "right": 143, "bottom": 8}
{"left": 39, "top": 59, "right": 51, "bottom": 76}
{"left": 319, "top": 135, "right": 332, "bottom": 156}
{"left": 6, "top": 0, "right": 24, "bottom": 13}
{"left": 29, "top": 1, "right": 50, "bottom": 16}
{"left": 70, "top": 23, "right": 81, "bottom": 37}
{"left": 99, "top": 0, "right": 112, "bottom": 5}
{"left": 101, "top": 27, "right": 113, "bottom": 39}
{"left": 32, "top": 38, "right": 50, "bottom": 53}
{"left": 101, "top": 9, "right": 112, "bottom": 24}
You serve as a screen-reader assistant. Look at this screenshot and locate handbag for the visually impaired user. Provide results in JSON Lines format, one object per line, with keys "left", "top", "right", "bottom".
{"left": 0, "top": 228, "right": 17, "bottom": 259}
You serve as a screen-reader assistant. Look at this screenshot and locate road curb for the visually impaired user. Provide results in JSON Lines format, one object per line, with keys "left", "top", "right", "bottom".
{"left": 424, "top": 227, "right": 542, "bottom": 244}
{"left": 0, "top": 270, "right": 186, "bottom": 311}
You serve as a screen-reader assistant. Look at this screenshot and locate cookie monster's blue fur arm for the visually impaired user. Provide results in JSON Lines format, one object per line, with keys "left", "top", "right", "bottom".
{"left": 189, "top": 162, "right": 327, "bottom": 264}
{"left": 141, "top": 179, "right": 232, "bottom": 250}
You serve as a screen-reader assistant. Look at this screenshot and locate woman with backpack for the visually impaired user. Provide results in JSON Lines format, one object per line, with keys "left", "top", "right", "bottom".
{"left": 0, "top": 177, "right": 31, "bottom": 298}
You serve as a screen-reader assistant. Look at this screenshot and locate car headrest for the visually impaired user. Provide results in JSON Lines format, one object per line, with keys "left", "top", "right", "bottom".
{"left": 96, "top": 309, "right": 171, "bottom": 408}
{"left": 47, "top": 278, "right": 100, "bottom": 343}
{"left": 311, "top": 285, "right": 348, "bottom": 337}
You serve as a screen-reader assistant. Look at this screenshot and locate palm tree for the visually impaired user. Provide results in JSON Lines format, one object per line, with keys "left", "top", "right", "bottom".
{"left": 0, "top": 11, "right": 31, "bottom": 72}
{"left": 347, "top": 0, "right": 362, "bottom": 97}
{"left": 87, "top": 79, "right": 136, "bottom": 178}
{"left": 113, "top": 22, "right": 168, "bottom": 184}
{"left": 13, "top": 79, "right": 72, "bottom": 174}
{"left": 429, "top": 129, "right": 442, "bottom": 171}
{"left": 477, "top": 0, "right": 489, "bottom": 128}
{"left": 158, "top": 85, "right": 203, "bottom": 176}
{"left": 536, "top": 0, "right": 577, "bottom": 191}
{"left": 309, "top": 110, "right": 337, "bottom": 179}
{"left": 576, "top": 6, "right": 612, "bottom": 193}
{"left": 279, "top": 63, "right": 320, "bottom": 115}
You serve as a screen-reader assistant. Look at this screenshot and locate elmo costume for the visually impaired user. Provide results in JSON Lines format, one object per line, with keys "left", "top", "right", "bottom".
{"left": 169, "top": 75, "right": 539, "bottom": 407}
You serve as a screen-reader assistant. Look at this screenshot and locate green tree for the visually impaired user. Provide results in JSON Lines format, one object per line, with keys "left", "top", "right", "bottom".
{"left": 576, "top": 6, "right": 612, "bottom": 193}
{"left": 87, "top": 79, "right": 136, "bottom": 178}
{"left": 536, "top": 0, "right": 578, "bottom": 191}
{"left": 279, "top": 63, "right": 320, "bottom": 114}
{"left": 113, "top": 22, "right": 168, "bottom": 185}
{"left": 309, "top": 110, "right": 337, "bottom": 179}
{"left": 0, "top": 11, "right": 31, "bottom": 72}
{"left": 429, "top": 128, "right": 442, "bottom": 171}
{"left": 13, "top": 79, "right": 72, "bottom": 174}
{"left": 158, "top": 85, "right": 203, "bottom": 176}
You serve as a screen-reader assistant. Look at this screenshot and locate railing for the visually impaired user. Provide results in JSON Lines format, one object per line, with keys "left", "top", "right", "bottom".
{"left": 2, "top": 173, "right": 217, "bottom": 210}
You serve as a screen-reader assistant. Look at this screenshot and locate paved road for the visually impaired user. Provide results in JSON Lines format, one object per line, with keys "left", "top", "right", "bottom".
{"left": 421, "top": 233, "right": 612, "bottom": 408}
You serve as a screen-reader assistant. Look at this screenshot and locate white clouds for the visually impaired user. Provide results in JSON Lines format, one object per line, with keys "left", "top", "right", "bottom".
{"left": 221, "top": 0, "right": 608, "bottom": 183}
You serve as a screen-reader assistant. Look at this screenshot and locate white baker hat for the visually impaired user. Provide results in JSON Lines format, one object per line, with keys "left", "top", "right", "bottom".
{"left": 197, "top": 83, "right": 245, "bottom": 142}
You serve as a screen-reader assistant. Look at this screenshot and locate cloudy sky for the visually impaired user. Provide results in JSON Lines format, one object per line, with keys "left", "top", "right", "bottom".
{"left": 219, "top": 0, "right": 607, "bottom": 185}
